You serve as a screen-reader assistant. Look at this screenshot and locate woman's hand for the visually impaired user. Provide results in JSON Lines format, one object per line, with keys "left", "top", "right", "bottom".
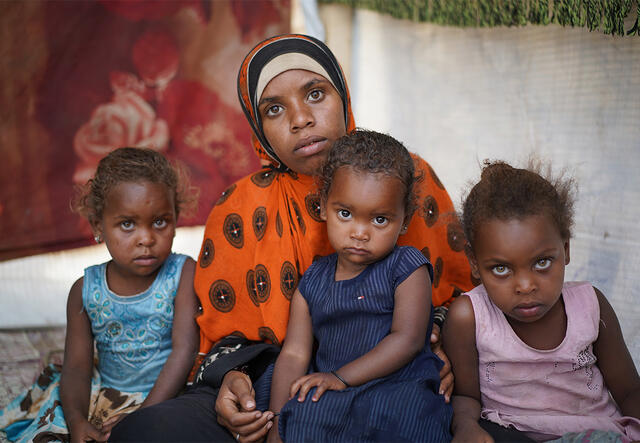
{"left": 215, "top": 370, "right": 274, "bottom": 442}
{"left": 289, "top": 372, "right": 347, "bottom": 403}
{"left": 431, "top": 323, "right": 454, "bottom": 402}
{"left": 68, "top": 418, "right": 109, "bottom": 443}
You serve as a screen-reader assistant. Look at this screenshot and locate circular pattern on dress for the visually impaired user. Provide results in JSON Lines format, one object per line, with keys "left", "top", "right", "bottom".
{"left": 423, "top": 195, "right": 439, "bottom": 228}
{"left": 250, "top": 169, "right": 276, "bottom": 187}
{"left": 290, "top": 198, "right": 306, "bottom": 234}
{"left": 252, "top": 207, "right": 268, "bottom": 241}
{"left": 200, "top": 238, "right": 214, "bottom": 268}
{"left": 280, "top": 261, "right": 298, "bottom": 300}
{"left": 254, "top": 264, "right": 271, "bottom": 303}
{"left": 447, "top": 221, "right": 465, "bottom": 252}
{"left": 223, "top": 214, "right": 244, "bottom": 249}
{"left": 258, "top": 326, "right": 280, "bottom": 346}
{"left": 420, "top": 246, "right": 431, "bottom": 262}
{"left": 305, "top": 193, "right": 323, "bottom": 222}
{"left": 246, "top": 270, "right": 259, "bottom": 307}
{"left": 216, "top": 184, "right": 236, "bottom": 206}
{"left": 433, "top": 257, "right": 443, "bottom": 288}
{"left": 209, "top": 279, "right": 236, "bottom": 313}
{"left": 276, "top": 212, "right": 283, "bottom": 237}
{"left": 428, "top": 164, "right": 445, "bottom": 190}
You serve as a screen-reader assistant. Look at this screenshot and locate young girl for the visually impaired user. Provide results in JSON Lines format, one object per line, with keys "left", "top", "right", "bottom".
{"left": 443, "top": 160, "right": 640, "bottom": 442}
{"left": 0, "top": 147, "right": 199, "bottom": 442}
{"left": 266, "top": 130, "right": 452, "bottom": 443}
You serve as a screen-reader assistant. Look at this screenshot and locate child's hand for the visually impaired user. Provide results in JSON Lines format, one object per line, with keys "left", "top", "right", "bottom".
{"left": 69, "top": 418, "right": 110, "bottom": 443}
{"left": 101, "top": 413, "right": 126, "bottom": 434}
{"left": 290, "top": 372, "right": 347, "bottom": 402}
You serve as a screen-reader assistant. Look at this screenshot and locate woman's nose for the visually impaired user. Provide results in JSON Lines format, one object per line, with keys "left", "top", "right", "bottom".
{"left": 290, "top": 102, "right": 314, "bottom": 131}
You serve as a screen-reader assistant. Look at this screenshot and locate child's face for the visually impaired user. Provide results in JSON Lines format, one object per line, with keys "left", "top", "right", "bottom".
{"left": 93, "top": 180, "right": 176, "bottom": 289}
{"left": 323, "top": 167, "right": 408, "bottom": 277}
{"left": 259, "top": 69, "right": 346, "bottom": 176}
{"left": 469, "top": 214, "right": 570, "bottom": 326}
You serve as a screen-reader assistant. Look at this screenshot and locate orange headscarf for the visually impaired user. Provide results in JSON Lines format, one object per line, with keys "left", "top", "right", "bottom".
{"left": 194, "top": 34, "right": 472, "bottom": 354}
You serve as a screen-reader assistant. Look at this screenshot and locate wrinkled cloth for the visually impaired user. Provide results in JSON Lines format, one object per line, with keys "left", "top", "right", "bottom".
{"left": 469, "top": 282, "right": 640, "bottom": 442}
{"left": 278, "top": 246, "right": 451, "bottom": 442}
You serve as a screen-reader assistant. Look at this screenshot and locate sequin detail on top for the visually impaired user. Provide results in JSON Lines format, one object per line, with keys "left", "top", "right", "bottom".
{"left": 82, "top": 253, "right": 188, "bottom": 393}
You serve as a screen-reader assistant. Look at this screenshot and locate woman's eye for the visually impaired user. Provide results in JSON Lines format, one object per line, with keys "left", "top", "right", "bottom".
{"left": 308, "top": 89, "right": 323, "bottom": 101}
{"left": 534, "top": 258, "right": 552, "bottom": 270}
{"left": 373, "top": 216, "right": 388, "bottom": 226}
{"left": 337, "top": 209, "right": 351, "bottom": 220}
{"left": 120, "top": 220, "right": 134, "bottom": 230}
{"left": 491, "top": 265, "right": 509, "bottom": 276}
{"left": 154, "top": 219, "right": 168, "bottom": 229}
{"left": 265, "top": 104, "right": 282, "bottom": 117}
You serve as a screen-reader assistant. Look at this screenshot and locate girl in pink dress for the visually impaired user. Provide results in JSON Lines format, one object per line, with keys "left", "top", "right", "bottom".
{"left": 443, "top": 160, "right": 640, "bottom": 442}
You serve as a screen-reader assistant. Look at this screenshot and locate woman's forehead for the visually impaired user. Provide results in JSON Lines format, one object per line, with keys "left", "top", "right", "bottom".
{"left": 260, "top": 69, "right": 332, "bottom": 100}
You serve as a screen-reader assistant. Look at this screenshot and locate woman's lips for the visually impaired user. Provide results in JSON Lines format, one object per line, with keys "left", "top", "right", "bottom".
{"left": 294, "top": 136, "right": 326, "bottom": 156}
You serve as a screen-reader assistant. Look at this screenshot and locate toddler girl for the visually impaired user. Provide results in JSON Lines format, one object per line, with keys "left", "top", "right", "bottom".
{"left": 443, "top": 160, "right": 640, "bottom": 442}
{"left": 267, "top": 130, "right": 452, "bottom": 442}
{"left": 0, "top": 147, "right": 199, "bottom": 442}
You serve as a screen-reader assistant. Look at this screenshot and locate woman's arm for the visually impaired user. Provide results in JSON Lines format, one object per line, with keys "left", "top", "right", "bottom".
{"left": 297, "top": 266, "right": 430, "bottom": 395}
{"left": 60, "top": 278, "right": 109, "bottom": 442}
{"left": 592, "top": 287, "right": 640, "bottom": 418}
{"left": 442, "top": 295, "right": 492, "bottom": 442}
{"left": 141, "top": 257, "right": 200, "bottom": 407}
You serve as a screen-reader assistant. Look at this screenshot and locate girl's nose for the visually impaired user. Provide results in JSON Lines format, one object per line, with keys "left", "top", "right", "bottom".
{"left": 138, "top": 228, "right": 155, "bottom": 246}
{"left": 515, "top": 273, "right": 536, "bottom": 295}
{"left": 350, "top": 224, "right": 369, "bottom": 242}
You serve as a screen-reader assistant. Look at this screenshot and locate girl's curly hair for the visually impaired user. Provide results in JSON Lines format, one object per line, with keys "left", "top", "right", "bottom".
{"left": 71, "top": 147, "right": 199, "bottom": 224}
{"left": 318, "top": 129, "right": 421, "bottom": 218}
{"left": 462, "top": 159, "right": 576, "bottom": 250}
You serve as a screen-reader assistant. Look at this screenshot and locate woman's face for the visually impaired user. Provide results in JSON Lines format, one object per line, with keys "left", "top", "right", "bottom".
{"left": 258, "top": 69, "right": 346, "bottom": 176}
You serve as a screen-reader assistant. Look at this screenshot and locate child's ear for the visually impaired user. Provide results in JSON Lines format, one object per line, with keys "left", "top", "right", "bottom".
{"left": 400, "top": 216, "right": 411, "bottom": 235}
{"left": 320, "top": 199, "right": 327, "bottom": 221}
{"left": 564, "top": 239, "right": 570, "bottom": 265}
{"left": 465, "top": 243, "right": 481, "bottom": 280}
{"left": 90, "top": 218, "right": 103, "bottom": 243}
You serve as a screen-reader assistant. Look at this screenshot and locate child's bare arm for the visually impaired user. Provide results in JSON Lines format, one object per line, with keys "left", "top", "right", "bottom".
{"left": 328, "top": 266, "right": 431, "bottom": 388}
{"left": 141, "top": 257, "right": 199, "bottom": 407}
{"left": 443, "top": 295, "right": 492, "bottom": 442}
{"left": 592, "top": 287, "right": 640, "bottom": 418}
{"left": 60, "top": 278, "right": 108, "bottom": 442}
{"left": 267, "top": 289, "right": 313, "bottom": 442}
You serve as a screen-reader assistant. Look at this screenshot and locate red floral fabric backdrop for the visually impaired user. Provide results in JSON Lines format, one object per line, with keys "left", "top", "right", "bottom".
{"left": 0, "top": 0, "right": 289, "bottom": 261}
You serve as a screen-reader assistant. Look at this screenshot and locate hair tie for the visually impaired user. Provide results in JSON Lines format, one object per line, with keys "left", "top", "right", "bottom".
{"left": 331, "top": 370, "right": 351, "bottom": 387}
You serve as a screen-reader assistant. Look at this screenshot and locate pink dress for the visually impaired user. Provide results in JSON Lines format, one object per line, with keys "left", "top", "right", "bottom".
{"left": 468, "top": 281, "right": 640, "bottom": 442}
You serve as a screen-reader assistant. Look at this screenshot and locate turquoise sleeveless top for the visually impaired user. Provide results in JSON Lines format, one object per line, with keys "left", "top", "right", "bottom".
{"left": 82, "top": 253, "right": 188, "bottom": 393}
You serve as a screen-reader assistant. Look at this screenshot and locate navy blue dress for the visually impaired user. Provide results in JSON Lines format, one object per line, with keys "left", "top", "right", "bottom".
{"left": 279, "top": 246, "right": 452, "bottom": 442}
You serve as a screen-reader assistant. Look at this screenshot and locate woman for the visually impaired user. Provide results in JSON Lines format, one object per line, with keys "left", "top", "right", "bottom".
{"left": 111, "top": 34, "right": 472, "bottom": 442}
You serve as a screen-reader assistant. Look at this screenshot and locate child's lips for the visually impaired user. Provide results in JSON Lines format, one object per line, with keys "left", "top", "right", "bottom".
{"left": 134, "top": 255, "right": 157, "bottom": 266}
{"left": 514, "top": 303, "right": 542, "bottom": 317}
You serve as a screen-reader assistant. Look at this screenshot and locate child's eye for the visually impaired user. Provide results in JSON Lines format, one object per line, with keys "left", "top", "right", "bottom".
{"left": 534, "top": 258, "right": 552, "bottom": 270}
{"left": 337, "top": 209, "right": 351, "bottom": 220}
{"left": 491, "top": 265, "right": 510, "bottom": 276}
{"left": 373, "top": 216, "right": 388, "bottom": 226}
{"left": 120, "top": 220, "right": 134, "bottom": 231}
{"left": 264, "top": 104, "right": 282, "bottom": 117}
{"left": 154, "top": 219, "right": 168, "bottom": 229}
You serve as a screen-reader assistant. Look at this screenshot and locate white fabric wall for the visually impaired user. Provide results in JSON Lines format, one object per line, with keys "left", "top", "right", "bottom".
{"left": 323, "top": 7, "right": 640, "bottom": 367}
